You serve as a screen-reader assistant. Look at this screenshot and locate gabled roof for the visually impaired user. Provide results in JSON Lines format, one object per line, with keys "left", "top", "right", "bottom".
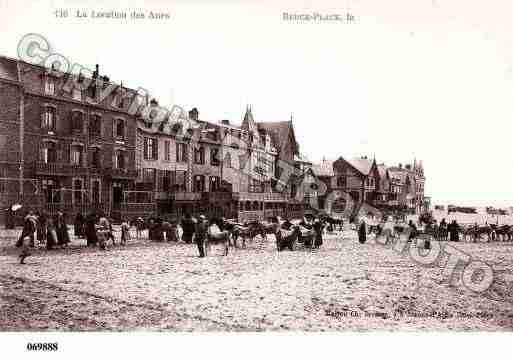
{"left": 377, "top": 164, "right": 389, "bottom": 180}
{"left": 346, "top": 157, "right": 374, "bottom": 176}
{"left": 311, "top": 159, "right": 334, "bottom": 177}
{"left": 0, "top": 56, "right": 19, "bottom": 82}
{"left": 257, "top": 120, "right": 299, "bottom": 156}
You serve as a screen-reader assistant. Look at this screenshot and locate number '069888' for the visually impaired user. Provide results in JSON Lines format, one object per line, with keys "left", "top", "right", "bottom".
{"left": 26, "top": 343, "right": 58, "bottom": 351}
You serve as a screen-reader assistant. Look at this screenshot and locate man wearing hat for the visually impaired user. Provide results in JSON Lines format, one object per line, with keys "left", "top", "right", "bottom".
{"left": 195, "top": 215, "right": 208, "bottom": 257}
{"left": 181, "top": 213, "right": 196, "bottom": 244}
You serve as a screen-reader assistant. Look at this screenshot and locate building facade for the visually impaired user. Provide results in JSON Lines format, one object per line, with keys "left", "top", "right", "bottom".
{"left": 313, "top": 156, "right": 427, "bottom": 216}
{"left": 0, "top": 55, "right": 149, "bottom": 220}
{"left": 133, "top": 106, "right": 307, "bottom": 222}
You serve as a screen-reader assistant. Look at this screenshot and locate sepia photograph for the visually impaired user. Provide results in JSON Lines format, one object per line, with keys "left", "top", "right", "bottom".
{"left": 0, "top": 0, "right": 512, "bottom": 357}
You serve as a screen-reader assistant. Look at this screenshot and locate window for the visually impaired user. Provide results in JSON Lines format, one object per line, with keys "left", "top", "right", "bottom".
{"left": 72, "top": 87, "right": 82, "bottom": 101}
{"left": 162, "top": 170, "right": 171, "bottom": 191}
{"left": 113, "top": 90, "right": 123, "bottom": 108}
{"left": 91, "top": 147, "right": 101, "bottom": 167}
{"left": 224, "top": 152, "right": 232, "bottom": 168}
{"left": 45, "top": 77, "right": 55, "bottom": 95}
{"left": 194, "top": 146, "right": 205, "bottom": 164}
{"left": 337, "top": 176, "right": 346, "bottom": 188}
{"left": 42, "top": 179, "right": 60, "bottom": 203}
{"left": 210, "top": 148, "right": 220, "bottom": 166}
{"left": 176, "top": 143, "right": 188, "bottom": 162}
{"left": 40, "top": 142, "right": 57, "bottom": 163}
{"left": 114, "top": 118, "right": 125, "bottom": 140}
{"left": 72, "top": 178, "right": 84, "bottom": 204}
{"left": 193, "top": 175, "right": 205, "bottom": 192}
{"left": 209, "top": 176, "right": 220, "bottom": 192}
{"left": 144, "top": 137, "right": 158, "bottom": 160}
{"left": 91, "top": 179, "right": 101, "bottom": 203}
{"left": 70, "top": 145, "right": 83, "bottom": 166}
{"left": 142, "top": 168, "right": 156, "bottom": 184}
{"left": 90, "top": 114, "right": 101, "bottom": 137}
{"left": 164, "top": 140, "right": 170, "bottom": 161}
{"left": 42, "top": 106, "right": 56, "bottom": 131}
{"left": 249, "top": 179, "right": 264, "bottom": 193}
{"left": 71, "top": 111, "right": 83, "bottom": 133}
{"left": 175, "top": 171, "right": 186, "bottom": 192}
{"left": 115, "top": 150, "right": 125, "bottom": 169}
{"left": 254, "top": 153, "right": 272, "bottom": 178}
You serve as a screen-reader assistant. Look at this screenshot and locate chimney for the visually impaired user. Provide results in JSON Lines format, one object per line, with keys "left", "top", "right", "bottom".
{"left": 188, "top": 108, "right": 199, "bottom": 122}
{"left": 93, "top": 64, "right": 99, "bottom": 79}
{"left": 399, "top": 163, "right": 402, "bottom": 169}
{"left": 221, "top": 119, "right": 230, "bottom": 125}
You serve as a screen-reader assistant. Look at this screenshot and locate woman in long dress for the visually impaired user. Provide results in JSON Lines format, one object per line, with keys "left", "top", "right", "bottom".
{"left": 120, "top": 219, "right": 131, "bottom": 245}
{"left": 56, "top": 212, "right": 70, "bottom": 247}
{"left": 46, "top": 216, "right": 58, "bottom": 250}
{"left": 74, "top": 213, "right": 84, "bottom": 238}
{"left": 84, "top": 214, "right": 98, "bottom": 247}
{"left": 37, "top": 212, "right": 47, "bottom": 246}
{"left": 358, "top": 219, "right": 367, "bottom": 244}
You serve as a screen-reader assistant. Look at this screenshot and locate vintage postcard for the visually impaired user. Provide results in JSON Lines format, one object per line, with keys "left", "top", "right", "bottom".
{"left": 0, "top": 0, "right": 511, "bottom": 357}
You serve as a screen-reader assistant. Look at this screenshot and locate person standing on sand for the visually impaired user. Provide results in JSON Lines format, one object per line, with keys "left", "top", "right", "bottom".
{"left": 16, "top": 212, "right": 37, "bottom": 248}
{"left": 358, "top": 219, "right": 367, "bottom": 244}
{"left": 313, "top": 218, "right": 324, "bottom": 248}
{"left": 46, "top": 216, "right": 58, "bottom": 250}
{"left": 84, "top": 213, "right": 98, "bottom": 247}
{"left": 448, "top": 220, "right": 460, "bottom": 242}
{"left": 120, "top": 218, "right": 131, "bottom": 245}
{"left": 55, "top": 211, "right": 70, "bottom": 247}
{"left": 74, "top": 213, "right": 84, "bottom": 238}
{"left": 195, "top": 215, "right": 208, "bottom": 257}
{"left": 36, "top": 212, "right": 47, "bottom": 246}
{"left": 181, "top": 213, "right": 196, "bottom": 244}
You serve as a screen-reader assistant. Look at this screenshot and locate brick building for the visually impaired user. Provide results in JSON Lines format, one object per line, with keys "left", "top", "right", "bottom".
{"left": 134, "top": 105, "right": 307, "bottom": 221}
{"left": 0, "top": 55, "right": 149, "bottom": 220}
{"left": 313, "top": 156, "right": 427, "bottom": 216}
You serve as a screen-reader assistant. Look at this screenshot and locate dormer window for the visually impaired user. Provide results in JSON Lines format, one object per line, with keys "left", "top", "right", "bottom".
{"left": 45, "top": 76, "right": 55, "bottom": 95}
{"left": 72, "top": 86, "right": 82, "bottom": 101}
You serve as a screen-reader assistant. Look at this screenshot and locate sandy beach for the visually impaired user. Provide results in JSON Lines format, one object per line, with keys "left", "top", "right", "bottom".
{"left": 1, "top": 227, "right": 512, "bottom": 331}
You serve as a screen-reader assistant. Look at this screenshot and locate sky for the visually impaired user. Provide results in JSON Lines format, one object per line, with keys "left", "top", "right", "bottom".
{"left": 1, "top": 0, "right": 513, "bottom": 207}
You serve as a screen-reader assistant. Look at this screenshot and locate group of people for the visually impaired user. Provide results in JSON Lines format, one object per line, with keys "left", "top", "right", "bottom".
{"left": 13, "top": 208, "right": 344, "bottom": 263}
{"left": 356, "top": 215, "right": 462, "bottom": 247}
{"left": 15, "top": 210, "right": 71, "bottom": 263}
{"left": 14, "top": 210, "right": 136, "bottom": 263}
{"left": 424, "top": 218, "right": 461, "bottom": 242}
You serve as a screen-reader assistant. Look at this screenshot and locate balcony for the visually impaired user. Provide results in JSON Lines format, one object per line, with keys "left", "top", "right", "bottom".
{"left": 103, "top": 167, "right": 138, "bottom": 179}
{"left": 171, "top": 192, "right": 202, "bottom": 201}
{"left": 202, "top": 191, "right": 233, "bottom": 202}
{"left": 233, "top": 191, "right": 289, "bottom": 202}
{"left": 34, "top": 162, "right": 89, "bottom": 176}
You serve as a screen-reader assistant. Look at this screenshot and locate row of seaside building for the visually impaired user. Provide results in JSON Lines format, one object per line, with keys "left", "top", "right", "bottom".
{"left": 0, "top": 55, "right": 428, "bottom": 222}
